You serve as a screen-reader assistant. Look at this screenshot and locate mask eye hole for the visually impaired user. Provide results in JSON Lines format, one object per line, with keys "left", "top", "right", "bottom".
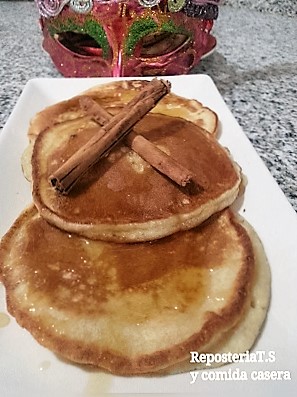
{"left": 48, "top": 19, "right": 111, "bottom": 58}
{"left": 57, "top": 31, "right": 104, "bottom": 57}
{"left": 125, "top": 17, "right": 191, "bottom": 59}
{"left": 136, "top": 32, "right": 189, "bottom": 58}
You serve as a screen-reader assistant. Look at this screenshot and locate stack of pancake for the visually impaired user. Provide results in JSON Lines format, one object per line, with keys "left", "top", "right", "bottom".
{"left": 0, "top": 80, "right": 270, "bottom": 375}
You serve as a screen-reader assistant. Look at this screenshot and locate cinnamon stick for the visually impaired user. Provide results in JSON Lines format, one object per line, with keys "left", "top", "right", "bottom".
{"left": 79, "top": 96, "right": 194, "bottom": 188}
{"left": 49, "top": 78, "right": 170, "bottom": 194}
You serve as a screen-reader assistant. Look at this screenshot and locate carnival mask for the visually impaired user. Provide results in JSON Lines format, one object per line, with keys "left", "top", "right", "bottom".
{"left": 35, "top": 0, "right": 220, "bottom": 77}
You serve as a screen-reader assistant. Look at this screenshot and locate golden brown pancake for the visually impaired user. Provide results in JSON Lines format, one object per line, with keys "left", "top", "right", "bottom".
{"left": 21, "top": 80, "right": 218, "bottom": 182}
{"left": 160, "top": 214, "right": 271, "bottom": 373}
{"left": 27, "top": 80, "right": 218, "bottom": 141}
{"left": 31, "top": 110, "right": 241, "bottom": 242}
{"left": 0, "top": 206, "right": 265, "bottom": 375}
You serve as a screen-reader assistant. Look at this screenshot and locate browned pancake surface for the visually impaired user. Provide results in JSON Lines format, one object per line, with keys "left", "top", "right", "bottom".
{"left": 32, "top": 112, "right": 241, "bottom": 241}
{"left": 27, "top": 80, "right": 218, "bottom": 140}
{"left": 0, "top": 206, "right": 253, "bottom": 375}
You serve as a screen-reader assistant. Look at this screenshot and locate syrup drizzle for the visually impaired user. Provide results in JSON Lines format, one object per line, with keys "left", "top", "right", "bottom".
{"left": 39, "top": 360, "right": 51, "bottom": 372}
{"left": 0, "top": 312, "right": 10, "bottom": 328}
{"left": 84, "top": 371, "right": 113, "bottom": 396}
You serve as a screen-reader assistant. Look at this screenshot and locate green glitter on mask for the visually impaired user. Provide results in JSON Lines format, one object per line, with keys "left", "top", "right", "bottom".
{"left": 125, "top": 18, "right": 158, "bottom": 56}
{"left": 161, "top": 20, "right": 191, "bottom": 37}
{"left": 48, "top": 18, "right": 110, "bottom": 59}
{"left": 124, "top": 18, "right": 191, "bottom": 56}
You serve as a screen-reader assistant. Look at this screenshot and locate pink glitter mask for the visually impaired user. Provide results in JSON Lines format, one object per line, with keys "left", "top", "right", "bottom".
{"left": 35, "top": 0, "right": 220, "bottom": 77}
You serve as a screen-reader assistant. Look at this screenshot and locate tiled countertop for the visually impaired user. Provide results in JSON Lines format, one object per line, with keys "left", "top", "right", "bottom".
{"left": 0, "top": 1, "right": 296, "bottom": 211}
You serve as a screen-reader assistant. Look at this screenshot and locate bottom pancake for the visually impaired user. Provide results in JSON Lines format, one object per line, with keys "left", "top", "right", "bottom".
{"left": 0, "top": 206, "right": 269, "bottom": 375}
{"left": 160, "top": 215, "right": 271, "bottom": 374}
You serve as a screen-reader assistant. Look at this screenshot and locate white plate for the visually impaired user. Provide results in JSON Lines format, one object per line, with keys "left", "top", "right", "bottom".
{"left": 0, "top": 75, "right": 297, "bottom": 396}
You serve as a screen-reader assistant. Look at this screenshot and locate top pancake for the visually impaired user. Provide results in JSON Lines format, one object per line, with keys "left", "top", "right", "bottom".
{"left": 22, "top": 80, "right": 218, "bottom": 182}
{"left": 28, "top": 80, "right": 241, "bottom": 242}
{"left": 32, "top": 114, "right": 241, "bottom": 242}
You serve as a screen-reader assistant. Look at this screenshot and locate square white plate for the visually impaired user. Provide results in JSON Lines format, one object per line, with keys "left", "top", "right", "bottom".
{"left": 0, "top": 75, "right": 297, "bottom": 396}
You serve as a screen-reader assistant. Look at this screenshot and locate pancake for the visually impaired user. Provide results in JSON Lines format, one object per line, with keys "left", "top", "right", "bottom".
{"left": 0, "top": 206, "right": 267, "bottom": 375}
{"left": 160, "top": 215, "right": 271, "bottom": 373}
{"left": 21, "top": 80, "right": 218, "bottom": 182}
{"left": 27, "top": 80, "right": 218, "bottom": 142}
{"left": 31, "top": 110, "right": 241, "bottom": 242}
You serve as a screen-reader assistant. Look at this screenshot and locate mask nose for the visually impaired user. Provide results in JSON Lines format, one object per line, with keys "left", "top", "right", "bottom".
{"left": 111, "top": 48, "right": 123, "bottom": 77}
